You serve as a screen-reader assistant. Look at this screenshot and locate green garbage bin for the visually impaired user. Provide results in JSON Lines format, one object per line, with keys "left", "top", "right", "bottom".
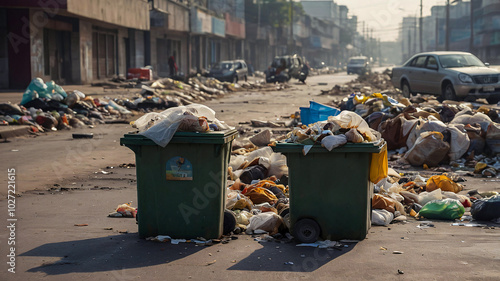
{"left": 120, "top": 129, "right": 237, "bottom": 239}
{"left": 273, "top": 140, "right": 386, "bottom": 242}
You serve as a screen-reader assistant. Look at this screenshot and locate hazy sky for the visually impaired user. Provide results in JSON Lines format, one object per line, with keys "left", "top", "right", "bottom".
{"left": 335, "top": 0, "right": 445, "bottom": 42}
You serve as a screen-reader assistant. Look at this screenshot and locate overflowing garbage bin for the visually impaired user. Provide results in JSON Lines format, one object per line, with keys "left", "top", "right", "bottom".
{"left": 273, "top": 140, "right": 386, "bottom": 242}
{"left": 121, "top": 129, "right": 237, "bottom": 239}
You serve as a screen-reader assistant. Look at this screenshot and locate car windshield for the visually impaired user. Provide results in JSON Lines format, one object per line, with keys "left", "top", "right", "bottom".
{"left": 212, "top": 62, "right": 233, "bottom": 70}
{"left": 271, "top": 58, "right": 287, "bottom": 68}
{"left": 438, "top": 54, "right": 484, "bottom": 68}
{"left": 349, "top": 59, "right": 365, "bottom": 64}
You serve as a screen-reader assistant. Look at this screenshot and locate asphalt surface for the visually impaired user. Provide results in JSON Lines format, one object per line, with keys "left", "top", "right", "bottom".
{"left": 0, "top": 72, "right": 499, "bottom": 280}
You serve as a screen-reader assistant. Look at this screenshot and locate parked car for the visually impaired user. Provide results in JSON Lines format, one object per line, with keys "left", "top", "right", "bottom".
{"left": 265, "top": 55, "right": 308, "bottom": 83}
{"left": 391, "top": 51, "right": 500, "bottom": 104}
{"left": 207, "top": 60, "right": 248, "bottom": 83}
{"left": 347, "top": 56, "right": 371, "bottom": 75}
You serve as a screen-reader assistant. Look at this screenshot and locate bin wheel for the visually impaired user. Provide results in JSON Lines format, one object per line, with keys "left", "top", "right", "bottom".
{"left": 293, "top": 218, "right": 320, "bottom": 243}
{"left": 223, "top": 210, "right": 237, "bottom": 235}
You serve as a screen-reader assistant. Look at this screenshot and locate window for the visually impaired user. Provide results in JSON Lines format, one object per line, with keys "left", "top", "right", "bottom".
{"left": 426, "top": 56, "right": 438, "bottom": 69}
{"left": 414, "top": 56, "right": 427, "bottom": 67}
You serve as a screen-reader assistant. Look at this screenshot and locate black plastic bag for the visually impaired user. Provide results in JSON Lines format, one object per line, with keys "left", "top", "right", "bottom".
{"left": 471, "top": 195, "right": 500, "bottom": 221}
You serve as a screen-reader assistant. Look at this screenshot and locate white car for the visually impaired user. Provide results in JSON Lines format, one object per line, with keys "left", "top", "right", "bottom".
{"left": 391, "top": 51, "right": 500, "bottom": 104}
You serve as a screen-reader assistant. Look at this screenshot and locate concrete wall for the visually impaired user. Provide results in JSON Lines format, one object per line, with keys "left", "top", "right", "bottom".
{"left": 168, "top": 2, "right": 189, "bottom": 32}
{"left": 30, "top": 10, "right": 49, "bottom": 82}
{"left": 66, "top": 0, "right": 150, "bottom": 30}
{"left": 117, "top": 27, "right": 128, "bottom": 76}
{"left": 79, "top": 20, "right": 92, "bottom": 84}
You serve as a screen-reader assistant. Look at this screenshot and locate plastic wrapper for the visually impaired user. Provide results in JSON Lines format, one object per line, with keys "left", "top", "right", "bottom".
{"left": 372, "top": 209, "right": 394, "bottom": 226}
{"left": 244, "top": 187, "right": 278, "bottom": 205}
{"left": 450, "top": 111, "right": 492, "bottom": 132}
{"left": 372, "top": 194, "right": 396, "bottom": 213}
{"left": 234, "top": 210, "right": 254, "bottom": 225}
{"left": 345, "top": 128, "right": 364, "bottom": 143}
{"left": 418, "top": 199, "right": 465, "bottom": 220}
{"left": 267, "top": 153, "right": 288, "bottom": 179}
{"left": 137, "top": 104, "right": 227, "bottom": 147}
{"left": 426, "top": 174, "right": 463, "bottom": 193}
{"left": 328, "top": 111, "right": 378, "bottom": 142}
{"left": 246, "top": 212, "right": 283, "bottom": 235}
{"left": 418, "top": 189, "right": 443, "bottom": 206}
{"left": 486, "top": 122, "right": 500, "bottom": 154}
{"left": 446, "top": 125, "right": 470, "bottom": 161}
{"left": 321, "top": 134, "right": 347, "bottom": 151}
{"left": 404, "top": 131, "right": 450, "bottom": 167}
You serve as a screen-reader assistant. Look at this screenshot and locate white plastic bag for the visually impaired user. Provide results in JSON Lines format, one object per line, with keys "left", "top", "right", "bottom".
{"left": 138, "top": 104, "right": 217, "bottom": 147}
{"left": 372, "top": 209, "right": 394, "bottom": 226}
{"left": 321, "top": 134, "right": 347, "bottom": 151}
{"left": 132, "top": 112, "right": 165, "bottom": 131}
{"left": 229, "top": 155, "right": 246, "bottom": 171}
{"left": 235, "top": 210, "right": 253, "bottom": 225}
{"left": 267, "top": 152, "right": 288, "bottom": 178}
{"left": 446, "top": 125, "right": 470, "bottom": 161}
{"left": 246, "top": 212, "right": 283, "bottom": 234}
{"left": 418, "top": 189, "right": 443, "bottom": 206}
{"left": 328, "top": 111, "right": 378, "bottom": 142}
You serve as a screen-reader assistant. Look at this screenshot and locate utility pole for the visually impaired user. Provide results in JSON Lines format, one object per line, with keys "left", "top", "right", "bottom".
{"left": 445, "top": 0, "right": 450, "bottom": 51}
{"left": 469, "top": 0, "right": 474, "bottom": 53}
{"left": 419, "top": 0, "right": 423, "bottom": 52}
{"left": 289, "top": 0, "right": 294, "bottom": 54}
{"left": 435, "top": 15, "right": 438, "bottom": 50}
{"left": 414, "top": 17, "right": 417, "bottom": 54}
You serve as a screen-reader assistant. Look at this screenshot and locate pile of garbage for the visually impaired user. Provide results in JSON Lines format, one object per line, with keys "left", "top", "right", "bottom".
{"left": 321, "top": 70, "right": 397, "bottom": 96}
{"left": 312, "top": 89, "right": 500, "bottom": 177}
{"left": 0, "top": 78, "right": 132, "bottom": 133}
{"left": 282, "top": 110, "right": 381, "bottom": 151}
{"left": 371, "top": 171, "right": 500, "bottom": 226}
{"left": 95, "top": 76, "right": 286, "bottom": 112}
{"left": 225, "top": 146, "right": 289, "bottom": 236}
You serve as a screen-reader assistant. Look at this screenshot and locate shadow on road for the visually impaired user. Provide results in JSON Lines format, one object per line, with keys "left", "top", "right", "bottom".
{"left": 228, "top": 241, "right": 356, "bottom": 272}
{"left": 20, "top": 233, "right": 203, "bottom": 275}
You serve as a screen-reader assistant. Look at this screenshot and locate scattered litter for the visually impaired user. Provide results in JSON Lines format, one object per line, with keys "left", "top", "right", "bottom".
{"left": 417, "top": 221, "right": 435, "bottom": 229}
{"left": 296, "top": 240, "right": 340, "bottom": 249}
{"left": 451, "top": 223, "right": 488, "bottom": 227}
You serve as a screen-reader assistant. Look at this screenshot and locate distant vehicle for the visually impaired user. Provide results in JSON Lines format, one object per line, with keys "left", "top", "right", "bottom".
{"left": 265, "top": 55, "right": 308, "bottom": 83}
{"left": 391, "top": 51, "right": 500, "bottom": 104}
{"left": 347, "top": 56, "right": 371, "bottom": 75}
{"left": 207, "top": 60, "right": 248, "bottom": 83}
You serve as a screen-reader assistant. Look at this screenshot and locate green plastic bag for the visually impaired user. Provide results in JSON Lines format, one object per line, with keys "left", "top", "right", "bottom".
{"left": 418, "top": 198, "right": 465, "bottom": 220}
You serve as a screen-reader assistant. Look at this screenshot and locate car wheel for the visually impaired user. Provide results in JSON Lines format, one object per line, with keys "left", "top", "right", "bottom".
{"left": 442, "top": 83, "right": 457, "bottom": 101}
{"left": 486, "top": 96, "right": 500, "bottom": 105}
{"left": 401, "top": 80, "right": 411, "bottom": 98}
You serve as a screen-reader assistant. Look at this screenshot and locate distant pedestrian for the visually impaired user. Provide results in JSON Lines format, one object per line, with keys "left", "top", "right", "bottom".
{"left": 168, "top": 54, "right": 178, "bottom": 77}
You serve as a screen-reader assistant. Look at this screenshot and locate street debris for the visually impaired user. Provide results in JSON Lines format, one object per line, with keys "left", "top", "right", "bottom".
{"left": 108, "top": 203, "right": 137, "bottom": 218}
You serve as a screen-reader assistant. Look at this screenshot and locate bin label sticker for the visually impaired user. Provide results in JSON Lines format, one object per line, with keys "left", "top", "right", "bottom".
{"left": 166, "top": 157, "right": 193, "bottom": 181}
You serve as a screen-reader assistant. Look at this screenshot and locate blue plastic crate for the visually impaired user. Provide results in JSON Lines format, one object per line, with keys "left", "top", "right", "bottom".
{"left": 299, "top": 107, "right": 311, "bottom": 125}
{"left": 300, "top": 102, "right": 340, "bottom": 125}
{"left": 310, "top": 101, "right": 340, "bottom": 115}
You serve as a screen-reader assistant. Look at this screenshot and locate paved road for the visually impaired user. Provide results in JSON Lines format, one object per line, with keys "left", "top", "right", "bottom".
{"left": 0, "top": 73, "right": 499, "bottom": 280}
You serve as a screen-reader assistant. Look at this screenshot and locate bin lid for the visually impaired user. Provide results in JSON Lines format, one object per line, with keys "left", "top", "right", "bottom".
{"left": 120, "top": 129, "right": 238, "bottom": 146}
{"left": 272, "top": 140, "right": 386, "bottom": 154}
